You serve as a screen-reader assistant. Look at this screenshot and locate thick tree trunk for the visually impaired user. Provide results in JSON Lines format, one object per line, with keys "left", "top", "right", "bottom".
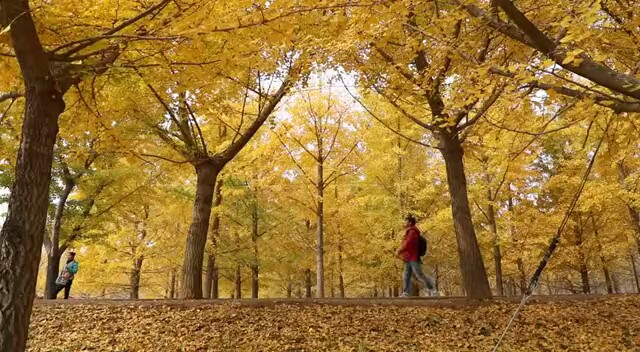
{"left": 44, "top": 253, "right": 62, "bottom": 299}
{"left": 204, "top": 179, "right": 223, "bottom": 299}
{"left": 130, "top": 256, "right": 143, "bottom": 299}
{"left": 0, "top": 1, "right": 66, "bottom": 348}
{"left": 181, "top": 161, "right": 219, "bottom": 299}
{"left": 438, "top": 132, "right": 491, "bottom": 299}
{"left": 235, "top": 265, "right": 242, "bottom": 299}
{"left": 305, "top": 269, "right": 312, "bottom": 298}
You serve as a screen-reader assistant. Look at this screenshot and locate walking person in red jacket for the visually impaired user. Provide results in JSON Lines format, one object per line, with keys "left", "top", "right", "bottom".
{"left": 397, "top": 214, "right": 438, "bottom": 297}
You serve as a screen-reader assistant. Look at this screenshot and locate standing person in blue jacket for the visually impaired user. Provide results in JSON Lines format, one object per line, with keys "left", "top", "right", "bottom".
{"left": 55, "top": 251, "right": 79, "bottom": 299}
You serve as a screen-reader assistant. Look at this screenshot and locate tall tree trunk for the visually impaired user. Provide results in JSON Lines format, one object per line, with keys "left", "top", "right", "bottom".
{"left": 0, "top": 0, "right": 66, "bottom": 348}
{"left": 485, "top": 179, "right": 503, "bottom": 296}
{"left": 631, "top": 254, "right": 640, "bottom": 294}
{"left": 251, "top": 201, "right": 259, "bottom": 299}
{"left": 212, "top": 267, "right": 219, "bottom": 299}
{"left": 235, "top": 265, "right": 242, "bottom": 299}
{"left": 338, "top": 241, "right": 345, "bottom": 298}
{"left": 316, "top": 159, "right": 325, "bottom": 298}
{"left": 329, "top": 268, "right": 335, "bottom": 298}
{"left": 579, "top": 263, "right": 590, "bottom": 294}
{"left": 612, "top": 273, "right": 621, "bottom": 294}
{"left": 130, "top": 256, "right": 144, "bottom": 299}
{"left": 575, "top": 223, "right": 590, "bottom": 294}
{"left": 44, "top": 178, "right": 74, "bottom": 299}
{"left": 617, "top": 162, "right": 640, "bottom": 257}
{"left": 286, "top": 280, "right": 293, "bottom": 298}
{"left": 44, "top": 252, "right": 62, "bottom": 300}
{"left": 169, "top": 269, "right": 176, "bottom": 299}
{"left": 508, "top": 194, "right": 527, "bottom": 295}
{"left": 304, "top": 269, "right": 312, "bottom": 298}
{"left": 204, "top": 179, "right": 223, "bottom": 299}
{"left": 204, "top": 255, "right": 215, "bottom": 299}
{"left": 438, "top": 132, "right": 491, "bottom": 299}
{"left": 592, "top": 215, "right": 612, "bottom": 294}
{"left": 181, "top": 161, "right": 219, "bottom": 299}
{"left": 602, "top": 261, "right": 613, "bottom": 294}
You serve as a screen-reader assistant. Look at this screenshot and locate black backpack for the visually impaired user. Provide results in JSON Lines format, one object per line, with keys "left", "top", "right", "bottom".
{"left": 418, "top": 234, "right": 428, "bottom": 257}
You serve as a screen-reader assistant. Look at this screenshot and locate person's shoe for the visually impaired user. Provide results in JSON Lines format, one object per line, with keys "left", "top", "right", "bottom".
{"left": 399, "top": 292, "right": 410, "bottom": 298}
{"left": 428, "top": 289, "right": 439, "bottom": 297}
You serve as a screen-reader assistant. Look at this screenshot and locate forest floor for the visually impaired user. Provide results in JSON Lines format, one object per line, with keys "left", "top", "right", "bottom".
{"left": 28, "top": 295, "right": 640, "bottom": 351}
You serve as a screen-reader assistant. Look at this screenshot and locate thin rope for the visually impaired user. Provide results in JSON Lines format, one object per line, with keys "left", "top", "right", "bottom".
{"left": 491, "top": 119, "right": 610, "bottom": 352}
{"left": 491, "top": 292, "right": 531, "bottom": 352}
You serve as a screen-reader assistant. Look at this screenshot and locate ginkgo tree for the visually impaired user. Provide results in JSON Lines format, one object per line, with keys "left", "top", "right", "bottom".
{"left": 273, "top": 89, "right": 367, "bottom": 297}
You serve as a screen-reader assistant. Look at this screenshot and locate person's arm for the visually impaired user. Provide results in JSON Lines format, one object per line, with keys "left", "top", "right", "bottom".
{"left": 397, "top": 230, "right": 413, "bottom": 255}
{"left": 68, "top": 261, "right": 79, "bottom": 274}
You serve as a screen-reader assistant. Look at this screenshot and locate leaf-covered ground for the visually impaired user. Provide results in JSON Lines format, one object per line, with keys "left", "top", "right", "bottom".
{"left": 28, "top": 296, "right": 640, "bottom": 351}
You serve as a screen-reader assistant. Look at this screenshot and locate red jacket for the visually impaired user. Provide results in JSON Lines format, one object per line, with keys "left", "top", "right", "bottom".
{"left": 399, "top": 225, "right": 420, "bottom": 262}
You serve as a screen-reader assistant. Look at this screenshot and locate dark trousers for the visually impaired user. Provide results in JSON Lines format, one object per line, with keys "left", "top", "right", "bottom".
{"left": 55, "top": 280, "right": 73, "bottom": 299}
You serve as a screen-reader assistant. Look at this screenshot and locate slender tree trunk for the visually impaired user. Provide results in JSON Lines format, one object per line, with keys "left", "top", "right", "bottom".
{"left": 617, "top": 162, "right": 640, "bottom": 258}
{"left": 305, "top": 269, "right": 312, "bottom": 298}
{"left": 338, "top": 242, "right": 345, "bottom": 298}
{"left": 204, "top": 254, "right": 215, "bottom": 299}
{"left": 212, "top": 267, "right": 219, "bottom": 299}
{"left": 235, "top": 265, "right": 242, "bottom": 299}
{"left": 612, "top": 273, "right": 621, "bottom": 294}
{"left": 181, "top": 161, "right": 219, "bottom": 299}
{"left": 602, "top": 261, "right": 613, "bottom": 294}
{"left": 286, "top": 280, "right": 293, "bottom": 298}
{"left": 251, "top": 266, "right": 259, "bottom": 299}
{"left": 485, "top": 182, "right": 503, "bottom": 296}
{"left": 44, "top": 253, "right": 62, "bottom": 299}
{"left": 44, "top": 179, "right": 74, "bottom": 299}
{"left": 204, "top": 179, "right": 223, "bottom": 299}
{"left": 130, "top": 256, "right": 144, "bottom": 299}
{"left": 316, "top": 159, "right": 325, "bottom": 298}
{"left": 251, "top": 201, "right": 259, "bottom": 299}
{"left": 575, "top": 223, "right": 590, "bottom": 294}
{"left": 329, "top": 268, "right": 335, "bottom": 298}
{"left": 169, "top": 269, "right": 176, "bottom": 299}
{"left": 591, "top": 216, "right": 612, "bottom": 294}
{"left": 508, "top": 195, "right": 527, "bottom": 295}
{"left": 0, "top": 1, "right": 66, "bottom": 347}
{"left": 438, "top": 132, "right": 491, "bottom": 299}
{"left": 631, "top": 254, "right": 640, "bottom": 294}
{"left": 130, "top": 208, "right": 148, "bottom": 299}
{"left": 579, "top": 264, "right": 590, "bottom": 294}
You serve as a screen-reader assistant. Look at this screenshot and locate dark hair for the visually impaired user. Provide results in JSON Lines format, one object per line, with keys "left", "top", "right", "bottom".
{"left": 405, "top": 214, "right": 417, "bottom": 225}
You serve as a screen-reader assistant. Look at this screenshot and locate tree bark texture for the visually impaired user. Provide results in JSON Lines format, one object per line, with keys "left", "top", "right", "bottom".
{"left": 438, "top": 132, "right": 491, "bottom": 299}
{"left": 181, "top": 162, "right": 219, "bottom": 299}
{"left": 0, "top": 0, "right": 66, "bottom": 349}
